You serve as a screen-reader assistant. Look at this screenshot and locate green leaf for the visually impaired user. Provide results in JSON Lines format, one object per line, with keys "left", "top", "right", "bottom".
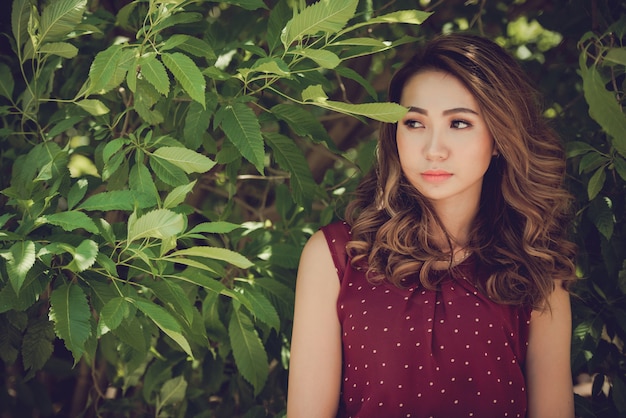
{"left": 49, "top": 283, "right": 91, "bottom": 363}
{"left": 183, "top": 100, "right": 212, "bottom": 149}
{"left": 580, "top": 58, "right": 626, "bottom": 158}
{"left": 133, "top": 79, "right": 164, "bottom": 123}
{"left": 587, "top": 166, "right": 606, "bottom": 200}
{"left": 145, "top": 280, "right": 194, "bottom": 327}
{"left": 265, "top": 132, "right": 318, "bottom": 207}
{"left": 132, "top": 298, "right": 193, "bottom": 358}
{"left": 339, "top": 9, "right": 432, "bottom": 34}
{"left": 78, "top": 190, "right": 135, "bottom": 211}
{"left": 169, "top": 247, "right": 253, "bottom": 269}
{"left": 216, "top": 102, "right": 265, "bottom": 173}
{"left": 566, "top": 141, "right": 596, "bottom": 158}
{"left": 38, "top": 211, "right": 99, "bottom": 234}
{"left": 22, "top": 319, "right": 55, "bottom": 371}
{"left": 187, "top": 221, "right": 241, "bottom": 235}
{"left": 281, "top": 0, "right": 359, "bottom": 47}
{"left": 161, "top": 52, "right": 206, "bottom": 107}
{"left": 330, "top": 37, "right": 389, "bottom": 47}
{"left": 127, "top": 209, "right": 185, "bottom": 242}
{"left": 149, "top": 156, "right": 189, "bottom": 187}
{"left": 39, "top": 0, "right": 87, "bottom": 44}
{"left": 163, "top": 181, "right": 196, "bottom": 210}
{"left": 302, "top": 85, "right": 408, "bottom": 122}
{"left": 152, "top": 146, "right": 216, "bottom": 174}
{"left": 614, "top": 156, "right": 626, "bottom": 182}
{"left": 220, "top": 0, "right": 268, "bottom": 10}
{"left": 99, "top": 297, "right": 130, "bottom": 332}
{"left": 129, "top": 164, "right": 158, "bottom": 207}
{"left": 0, "top": 63, "right": 15, "bottom": 100}
{"left": 588, "top": 196, "right": 614, "bottom": 241}
{"left": 96, "top": 253, "right": 118, "bottom": 278}
{"left": 158, "top": 376, "right": 187, "bottom": 408}
{"left": 66, "top": 179, "right": 88, "bottom": 210}
{"left": 242, "top": 289, "right": 280, "bottom": 331}
{"left": 250, "top": 57, "right": 290, "bottom": 76}
{"left": 162, "top": 34, "right": 216, "bottom": 61}
{"left": 604, "top": 47, "right": 626, "bottom": 66}
{"left": 87, "top": 45, "right": 135, "bottom": 94}
{"left": 288, "top": 48, "right": 340, "bottom": 69}
{"left": 139, "top": 54, "right": 170, "bottom": 96}
{"left": 67, "top": 239, "right": 99, "bottom": 272}
{"left": 11, "top": 0, "right": 31, "bottom": 48}
{"left": 228, "top": 307, "right": 268, "bottom": 394}
{"left": 38, "top": 41, "right": 78, "bottom": 58}
{"left": 3, "top": 241, "right": 36, "bottom": 294}
{"left": 335, "top": 65, "right": 377, "bottom": 100}
{"left": 76, "top": 99, "right": 110, "bottom": 116}
{"left": 271, "top": 103, "right": 336, "bottom": 150}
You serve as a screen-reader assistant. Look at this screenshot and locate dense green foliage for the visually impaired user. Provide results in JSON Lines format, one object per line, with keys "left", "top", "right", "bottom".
{"left": 0, "top": 0, "right": 624, "bottom": 417}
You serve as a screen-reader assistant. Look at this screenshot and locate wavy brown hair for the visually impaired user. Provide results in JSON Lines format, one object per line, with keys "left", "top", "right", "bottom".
{"left": 344, "top": 33, "right": 576, "bottom": 308}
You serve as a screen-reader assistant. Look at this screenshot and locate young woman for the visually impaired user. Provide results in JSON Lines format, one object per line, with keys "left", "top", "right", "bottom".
{"left": 287, "top": 33, "right": 577, "bottom": 418}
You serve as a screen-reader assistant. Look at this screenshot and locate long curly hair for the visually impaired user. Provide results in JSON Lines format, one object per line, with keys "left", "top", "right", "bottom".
{"left": 344, "top": 33, "right": 576, "bottom": 308}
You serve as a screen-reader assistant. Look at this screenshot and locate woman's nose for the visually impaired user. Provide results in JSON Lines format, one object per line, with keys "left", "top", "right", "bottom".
{"left": 424, "top": 129, "right": 448, "bottom": 161}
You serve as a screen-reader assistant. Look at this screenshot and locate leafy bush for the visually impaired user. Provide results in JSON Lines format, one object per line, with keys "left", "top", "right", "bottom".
{"left": 0, "top": 0, "right": 427, "bottom": 416}
{"left": 0, "top": 0, "right": 625, "bottom": 417}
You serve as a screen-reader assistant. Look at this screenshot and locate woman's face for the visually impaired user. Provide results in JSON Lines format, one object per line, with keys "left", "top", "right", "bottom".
{"left": 396, "top": 70, "right": 496, "bottom": 214}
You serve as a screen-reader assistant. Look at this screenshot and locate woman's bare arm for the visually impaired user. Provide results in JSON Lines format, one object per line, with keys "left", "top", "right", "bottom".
{"left": 526, "top": 281, "right": 575, "bottom": 418}
{"left": 287, "top": 230, "right": 342, "bottom": 418}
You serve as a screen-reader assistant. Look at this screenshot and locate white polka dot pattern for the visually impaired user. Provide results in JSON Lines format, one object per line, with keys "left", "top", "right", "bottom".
{"left": 322, "top": 222, "right": 531, "bottom": 418}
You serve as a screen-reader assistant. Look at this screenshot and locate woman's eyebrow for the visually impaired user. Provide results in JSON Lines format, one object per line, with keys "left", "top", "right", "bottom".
{"left": 407, "top": 106, "right": 479, "bottom": 116}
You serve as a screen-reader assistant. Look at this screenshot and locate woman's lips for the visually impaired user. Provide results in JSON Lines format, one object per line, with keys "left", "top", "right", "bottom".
{"left": 421, "top": 170, "right": 452, "bottom": 183}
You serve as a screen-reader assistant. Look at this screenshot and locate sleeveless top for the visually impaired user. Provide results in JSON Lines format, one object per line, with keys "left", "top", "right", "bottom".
{"left": 321, "top": 221, "right": 532, "bottom": 418}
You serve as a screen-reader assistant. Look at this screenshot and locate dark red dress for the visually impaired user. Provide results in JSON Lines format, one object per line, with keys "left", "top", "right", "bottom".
{"left": 321, "top": 221, "right": 531, "bottom": 418}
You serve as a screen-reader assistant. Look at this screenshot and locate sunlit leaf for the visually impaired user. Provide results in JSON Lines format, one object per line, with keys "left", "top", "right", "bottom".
{"left": 128, "top": 209, "right": 185, "bottom": 242}
{"left": 170, "top": 246, "right": 253, "bottom": 269}
{"left": 11, "top": 0, "right": 31, "bottom": 48}
{"left": 38, "top": 42, "right": 78, "bottom": 58}
{"left": 39, "top": 211, "right": 99, "bottom": 234}
{"left": 161, "top": 52, "right": 206, "bottom": 107}
{"left": 187, "top": 221, "right": 241, "bottom": 235}
{"left": 39, "top": 0, "right": 87, "bottom": 44}
{"left": 288, "top": 48, "right": 340, "bottom": 69}
{"left": 281, "top": 0, "right": 358, "bottom": 47}
{"left": 339, "top": 9, "right": 432, "bottom": 34}
{"left": 87, "top": 45, "right": 135, "bottom": 94}
{"left": 2, "top": 241, "right": 36, "bottom": 294}
{"left": 139, "top": 53, "right": 170, "bottom": 96}
{"left": 67, "top": 239, "right": 98, "bottom": 272}
{"left": 163, "top": 181, "right": 196, "bottom": 210}
{"left": 152, "top": 147, "right": 216, "bottom": 174}
{"left": 76, "top": 99, "right": 110, "bottom": 116}
{"left": 99, "top": 297, "right": 130, "bottom": 332}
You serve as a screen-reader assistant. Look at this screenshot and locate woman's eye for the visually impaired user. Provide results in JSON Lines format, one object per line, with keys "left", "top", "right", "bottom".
{"left": 404, "top": 119, "right": 424, "bottom": 129}
{"left": 451, "top": 120, "right": 471, "bottom": 129}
